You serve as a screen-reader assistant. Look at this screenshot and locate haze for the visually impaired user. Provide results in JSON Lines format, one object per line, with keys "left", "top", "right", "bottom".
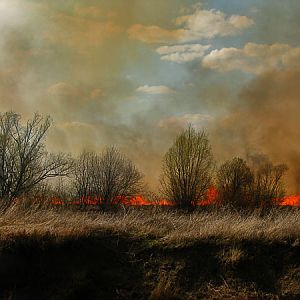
{"left": 0, "top": 0, "right": 299, "bottom": 192}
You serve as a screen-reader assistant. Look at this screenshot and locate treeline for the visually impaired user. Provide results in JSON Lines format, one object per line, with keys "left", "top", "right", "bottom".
{"left": 161, "top": 126, "right": 287, "bottom": 209}
{"left": 0, "top": 112, "right": 288, "bottom": 210}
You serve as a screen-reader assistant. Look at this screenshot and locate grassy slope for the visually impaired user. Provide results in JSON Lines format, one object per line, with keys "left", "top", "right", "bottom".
{"left": 0, "top": 205, "right": 299, "bottom": 299}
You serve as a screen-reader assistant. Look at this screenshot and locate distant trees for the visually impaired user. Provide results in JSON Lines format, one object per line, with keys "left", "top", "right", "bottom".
{"left": 72, "top": 147, "right": 143, "bottom": 209}
{"left": 160, "top": 126, "right": 214, "bottom": 208}
{"left": 217, "top": 156, "right": 288, "bottom": 209}
{"left": 0, "top": 112, "right": 70, "bottom": 207}
{"left": 0, "top": 110, "right": 289, "bottom": 211}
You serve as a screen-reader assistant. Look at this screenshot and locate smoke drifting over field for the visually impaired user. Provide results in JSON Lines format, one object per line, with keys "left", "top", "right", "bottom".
{"left": 211, "top": 69, "right": 300, "bottom": 193}
{"left": 0, "top": 1, "right": 299, "bottom": 192}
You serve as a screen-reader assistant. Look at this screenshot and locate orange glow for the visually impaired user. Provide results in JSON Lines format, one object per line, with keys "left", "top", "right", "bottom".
{"left": 197, "top": 187, "right": 218, "bottom": 206}
{"left": 121, "top": 195, "right": 155, "bottom": 206}
{"left": 280, "top": 195, "right": 300, "bottom": 207}
{"left": 51, "top": 197, "right": 64, "bottom": 205}
{"left": 50, "top": 186, "right": 300, "bottom": 208}
{"left": 50, "top": 187, "right": 218, "bottom": 206}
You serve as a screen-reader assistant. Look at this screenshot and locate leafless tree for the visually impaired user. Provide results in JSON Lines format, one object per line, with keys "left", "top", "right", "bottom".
{"left": 251, "top": 162, "right": 288, "bottom": 208}
{"left": 216, "top": 157, "right": 253, "bottom": 208}
{"left": 72, "top": 147, "right": 143, "bottom": 209}
{"left": 0, "top": 112, "right": 71, "bottom": 207}
{"left": 217, "top": 156, "right": 288, "bottom": 209}
{"left": 160, "top": 126, "right": 214, "bottom": 208}
{"left": 96, "top": 147, "right": 143, "bottom": 208}
{"left": 72, "top": 151, "right": 98, "bottom": 208}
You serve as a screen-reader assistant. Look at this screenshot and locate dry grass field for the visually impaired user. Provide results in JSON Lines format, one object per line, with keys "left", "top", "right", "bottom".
{"left": 0, "top": 201, "right": 299, "bottom": 299}
{"left": 1, "top": 201, "right": 299, "bottom": 244}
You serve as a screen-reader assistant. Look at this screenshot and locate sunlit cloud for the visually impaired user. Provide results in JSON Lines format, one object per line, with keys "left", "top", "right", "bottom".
{"left": 128, "top": 7, "right": 254, "bottom": 44}
{"left": 156, "top": 44, "right": 211, "bottom": 63}
{"left": 202, "top": 43, "right": 300, "bottom": 73}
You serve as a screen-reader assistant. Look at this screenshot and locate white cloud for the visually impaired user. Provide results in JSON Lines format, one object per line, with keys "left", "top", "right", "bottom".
{"left": 136, "top": 85, "right": 175, "bottom": 95}
{"left": 128, "top": 7, "right": 254, "bottom": 44}
{"left": 202, "top": 43, "right": 300, "bottom": 73}
{"left": 156, "top": 44, "right": 211, "bottom": 63}
{"left": 177, "top": 8, "right": 254, "bottom": 41}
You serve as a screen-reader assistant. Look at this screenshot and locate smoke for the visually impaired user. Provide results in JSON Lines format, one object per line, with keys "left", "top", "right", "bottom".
{"left": 0, "top": 1, "right": 299, "bottom": 194}
{"left": 210, "top": 68, "right": 300, "bottom": 193}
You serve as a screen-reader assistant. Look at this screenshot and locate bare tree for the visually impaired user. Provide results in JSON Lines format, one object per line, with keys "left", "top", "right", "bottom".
{"left": 217, "top": 155, "right": 288, "bottom": 209}
{"left": 72, "top": 151, "right": 98, "bottom": 208}
{"left": 96, "top": 147, "right": 143, "bottom": 208}
{"left": 72, "top": 147, "right": 143, "bottom": 209}
{"left": 0, "top": 112, "right": 71, "bottom": 207}
{"left": 251, "top": 161, "right": 288, "bottom": 208}
{"left": 160, "top": 126, "right": 214, "bottom": 208}
{"left": 216, "top": 157, "right": 253, "bottom": 208}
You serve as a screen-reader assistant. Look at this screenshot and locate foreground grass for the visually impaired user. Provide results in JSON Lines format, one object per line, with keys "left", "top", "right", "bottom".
{"left": 0, "top": 203, "right": 299, "bottom": 245}
{"left": 0, "top": 203, "right": 299, "bottom": 299}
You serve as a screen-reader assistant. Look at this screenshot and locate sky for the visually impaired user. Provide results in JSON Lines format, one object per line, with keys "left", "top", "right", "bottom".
{"left": 0, "top": 0, "right": 299, "bottom": 193}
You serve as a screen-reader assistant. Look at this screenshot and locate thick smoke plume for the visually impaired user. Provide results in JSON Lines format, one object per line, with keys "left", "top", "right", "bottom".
{"left": 211, "top": 68, "right": 300, "bottom": 193}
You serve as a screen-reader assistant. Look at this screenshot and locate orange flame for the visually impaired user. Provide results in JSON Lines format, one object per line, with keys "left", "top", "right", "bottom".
{"left": 197, "top": 187, "right": 218, "bottom": 206}
{"left": 280, "top": 195, "right": 300, "bottom": 207}
{"left": 50, "top": 188, "right": 218, "bottom": 206}
{"left": 51, "top": 187, "right": 300, "bottom": 207}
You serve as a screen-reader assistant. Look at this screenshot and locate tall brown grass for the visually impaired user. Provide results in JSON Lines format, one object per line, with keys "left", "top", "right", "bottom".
{"left": 0, "top": 200, "right": 299, "bottom": 245}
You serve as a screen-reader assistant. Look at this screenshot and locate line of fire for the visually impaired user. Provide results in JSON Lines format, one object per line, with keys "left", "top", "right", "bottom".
{"left": 51, "top": 188, "right": 300, "bottom": 207}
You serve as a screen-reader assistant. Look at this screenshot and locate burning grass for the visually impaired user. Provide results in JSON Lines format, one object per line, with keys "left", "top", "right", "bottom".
{"left": 1, "top": 201, "right": 299, "bottom": 245}
{"left": 281, "top": 195, "right": 300, "bottom": 206}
